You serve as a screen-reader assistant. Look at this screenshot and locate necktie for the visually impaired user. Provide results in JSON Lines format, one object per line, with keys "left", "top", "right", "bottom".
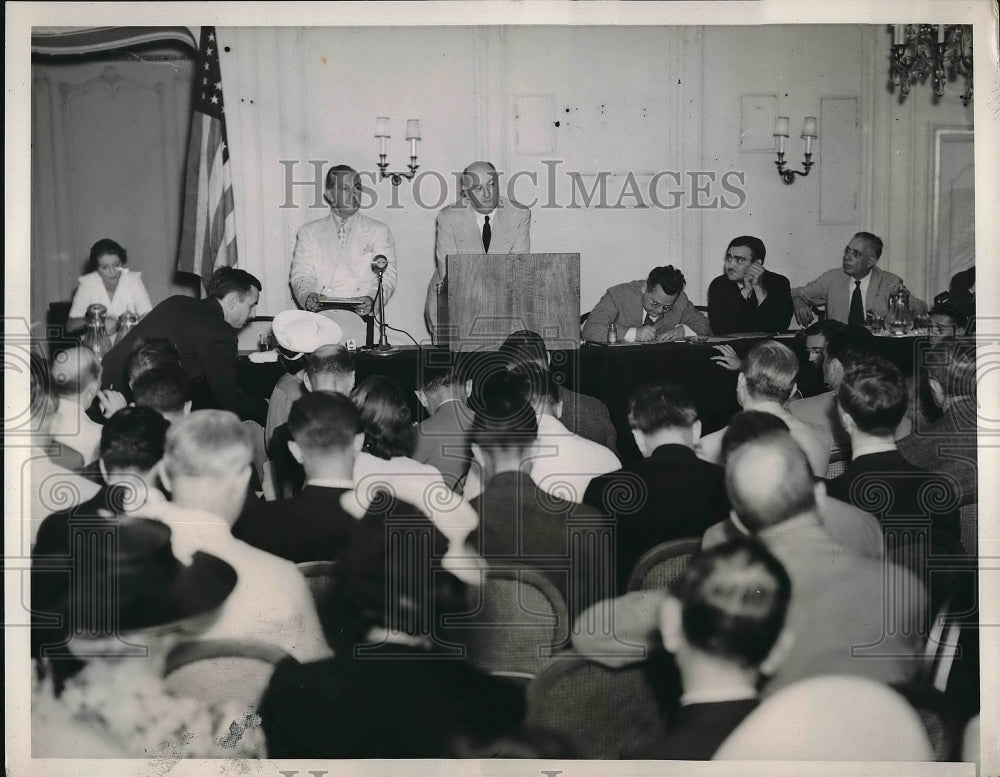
{"left": 482, "top": 215, "right": 491, "bottom": 253}
{"left": 748, "top": 288, "right": 759, "bottom": 307}
{"left": 337, "top": 219, "right": 348, "bottom": 247}
{"left": 643, "top": 313, "right": 658, "bottom": 328}
{"left": 849, "top": 280, "right": 864, "bottom": 326}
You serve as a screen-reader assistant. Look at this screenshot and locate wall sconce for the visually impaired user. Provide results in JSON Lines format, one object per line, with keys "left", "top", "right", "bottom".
{"left": 375, "top": 117, "right": 420, "bottom": 185}
{"left": 889, "top": 24, "right": 973, "bottom": 106}
{"left": 773, "top": 116, "right": 817, "bottom": 185}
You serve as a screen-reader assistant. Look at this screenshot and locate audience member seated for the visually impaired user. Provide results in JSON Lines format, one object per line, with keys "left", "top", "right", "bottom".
{"left": 707, "top": 236, "right": 793, "bottom": 335}
{"left": 269, "top": 343, "right": 356, "bottom": 497}
{"left": 584, "top": 382, "right": 730, "bottom": 592}
{"left": 498, "top": 329, "right": 617, "bottom": 452}
{"left": 234, "top": 392, "right": 362, "bottom": 562}
{"left": 413, "top": 366, "right": 476, "bottom": 491}
{"left": 31, "top": 517, "right": 263, "bottom": 757}
{"left": 142, "top": 410, "right": 331, "bottom": 662}
{"left": 791, "top": 231, "right": 927, "bottom": 327}
{"left": 928, "top": 298, "right": 971, "bottom": 342}
{"left": 264, "top": 310, "right": 342, "bottom": 450}
{"left": 48, "top": 346, "right": 126, "bottom": 465}
{"left": 467, "top": 378, "right": 613, "bottom": 613}
{"left": 935, "top": 265, "right": 975, "bottom": 323}
{"left": 797, "top": 319, "right": 845, "bottom": 398}
{"left": 131, "top": 363, "right": 192, "bottom": 425}
{"left": 698, "top": 340, "right": 832, "bottom": 477}
{"left": 789, "top": 324, "right": 910, "bottom": 453}
{"left": 34, "top": 406, "right": 170, "bottom": 555}
{"left": 101, "top": 267, "right": 268, "bottom": 425}
{"left": 573, "top": 433, "right": 928, "bottom": 694}
{"left": 65, "top": 238, "right": 153, "bottom": 335}
{"left": 582, "top": 265, "right": 711, "bottom": 343}
{"left": 701, "top": 411, "right": 883, "bottom": 559}
{"left": 25, "top": 351, "right": 100, "bottom": 547}
{"left": 258, "top": 495, "right": 524, "bottom": 758}
{"left": 626, "top": 538, "right": 794, "bottom": 759}
{"left": 484, "top": 363, "right": 620, "bottom": 503}
{"left": 826, "top": 358, "right": 963, "bottom": 564}
{"left": 126, "top": 336, "right": 181, "bottom": 387}
{"left": 898, "top": 340, "right": 977, "bottom": 502}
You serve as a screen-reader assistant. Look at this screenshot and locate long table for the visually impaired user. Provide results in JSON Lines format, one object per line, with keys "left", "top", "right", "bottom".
{"left": 238, "top": 334, "right": 922, "bottom": 465}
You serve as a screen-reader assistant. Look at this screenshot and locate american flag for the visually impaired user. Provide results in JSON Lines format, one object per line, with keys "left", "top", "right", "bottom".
{"left": 177, "top": 26, "right": 237, "bottom": 289}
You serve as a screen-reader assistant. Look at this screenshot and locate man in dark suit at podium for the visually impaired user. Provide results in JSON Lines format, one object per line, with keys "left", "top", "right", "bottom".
{"left": 707, "top": 236, "right": 793, "bottom": 334}
{"left": 424, "top": 161, "right": 531, "bottom": 341}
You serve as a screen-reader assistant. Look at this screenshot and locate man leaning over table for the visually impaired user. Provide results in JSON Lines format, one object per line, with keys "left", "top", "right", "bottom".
{"left": 290, "top": 164, "right": 397, "bottom": 345}
{"left": 582, "top": 265, "right": 711, "bottom": 343}
{"left": 791, "top": 232, "right": 926, "bottom": 328}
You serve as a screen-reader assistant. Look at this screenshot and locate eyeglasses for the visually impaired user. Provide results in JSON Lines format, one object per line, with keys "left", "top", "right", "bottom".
{"left": 645, "top": 298, "right": 674, "bottom": 312}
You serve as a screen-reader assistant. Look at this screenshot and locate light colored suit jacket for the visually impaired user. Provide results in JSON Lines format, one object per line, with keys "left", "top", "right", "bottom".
{"left": 424, "top": 198, "right": 531, "bottom": 335}
{"left": 581, "top": 280, "right": 711, "bottom": 342}
{"left": 290, "top": 212, "right": 396, "bottom": 307}
{"left": 791, "top": 265, "right": 927, "bottom": 324}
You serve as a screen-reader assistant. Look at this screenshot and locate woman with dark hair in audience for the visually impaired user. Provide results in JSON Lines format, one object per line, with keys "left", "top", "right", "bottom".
{"left": 66, "top": 238, "right": 153, "bottom": 334}
{"left": 31, "top": 517, "right": 264, "bottom": 757}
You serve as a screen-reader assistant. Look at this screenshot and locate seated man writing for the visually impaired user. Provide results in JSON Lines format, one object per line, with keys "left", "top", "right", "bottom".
{"left": 582, "top": 265, "right": 711, "bottom": 343}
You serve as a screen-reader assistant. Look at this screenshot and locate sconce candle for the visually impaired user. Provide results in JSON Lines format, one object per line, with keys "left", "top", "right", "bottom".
{"left": 893, "top": 24, "right": 905, "bottom": 45}
{"left": 773, "top": 116, "right": 789, "bottom": 154}
{"left": 937, "top": 24, "right": 945, "bottom": 44}
{"left": 801, "top": 116, "right": 818, "bottom": 154}
{"left": 375, "top": 116, "right": 391, "bottom": 156}
{"left": 405, "top": 119, "right": 421, "bottom": 158}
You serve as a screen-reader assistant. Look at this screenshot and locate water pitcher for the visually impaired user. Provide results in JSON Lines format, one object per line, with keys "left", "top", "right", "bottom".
{"left": 885, "top": 283, "right": 914, "bottom": 336}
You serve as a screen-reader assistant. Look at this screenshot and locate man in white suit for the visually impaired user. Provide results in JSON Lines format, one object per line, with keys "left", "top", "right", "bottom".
{"left": 424, "top": 161, "right": 531, "bottom": 341}
{"left": 290, "top": 164, "right": 397, "bottom": 344}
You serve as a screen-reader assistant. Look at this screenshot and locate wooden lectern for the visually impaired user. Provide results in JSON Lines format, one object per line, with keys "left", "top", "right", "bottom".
{"left": 436, "top": 253, "right": 580, "bottom": 351}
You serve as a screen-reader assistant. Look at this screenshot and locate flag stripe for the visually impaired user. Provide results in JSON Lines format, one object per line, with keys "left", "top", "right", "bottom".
{"left": 177, "top": 26, "right": 237, "bottom": 290}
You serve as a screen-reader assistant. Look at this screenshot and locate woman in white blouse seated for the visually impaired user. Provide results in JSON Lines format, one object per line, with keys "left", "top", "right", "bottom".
{"left": 66, "top": 238, "right": 153, "bottom": 333}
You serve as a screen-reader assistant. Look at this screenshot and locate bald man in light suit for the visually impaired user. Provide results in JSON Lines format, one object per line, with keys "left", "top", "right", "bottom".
{"left": 424, "top": 161, "right": 531, "bottom": 343}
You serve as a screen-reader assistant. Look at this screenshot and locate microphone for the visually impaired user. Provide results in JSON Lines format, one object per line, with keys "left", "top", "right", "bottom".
{"left": 371, "top": 254, "right": 388, "bottom": 274}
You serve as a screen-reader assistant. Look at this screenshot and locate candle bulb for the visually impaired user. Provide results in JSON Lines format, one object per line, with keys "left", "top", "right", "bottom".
{"left": 938, "top": 24, "right": 946, "bottom": 44}
{"left": 375, "top": 116, "right": 390, "bottom": 157}
{"left": 893, "top": 24, "right": 905, "bottom": 46}
{"left": 405, "top": 119, "right": 421, "bottom": 159}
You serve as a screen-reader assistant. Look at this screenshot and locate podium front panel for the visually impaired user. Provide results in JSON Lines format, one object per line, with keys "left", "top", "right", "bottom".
{"left": 444, "top": 253, "right": 580, "bottom": 352}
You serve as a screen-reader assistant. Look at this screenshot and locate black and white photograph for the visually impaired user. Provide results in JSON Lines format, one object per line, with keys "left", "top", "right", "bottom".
{"left": 5, "top": 1, "right": 998, "bottom": 774}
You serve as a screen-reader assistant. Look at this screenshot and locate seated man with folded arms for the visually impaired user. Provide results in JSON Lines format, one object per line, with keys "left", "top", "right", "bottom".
{"left": 707, "top": 236, "right": 793, "bottom": 335}
{"left": 413, "top": 366, "right": 476, "bottom": 491}
{"left": 573, "top": 432, "right": 928, "bottom": 695}
{"left": 698, "top": 340, "right": 832, "bottom": 477}
{"left": 626, "top": 538, "right": 794, "bottom": 760}
{"left": 234, "top": 392, "right": 363, "bottom": 563}
{"left": 584, "top": 382, "right": 730, "bottom": 593}
{"left": 582, "top": 265, "right": 711, "bottom": 343}
{"left": 791, "top": 231, "right": 927, "bottom": 327}
{"left": 788, "top": 325, "right": 910, "bottom": 455}
{"left": 499, "top": 329, "right": 617, "bottom": 452}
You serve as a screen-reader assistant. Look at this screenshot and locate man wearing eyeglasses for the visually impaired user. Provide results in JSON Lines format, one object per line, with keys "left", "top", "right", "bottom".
{"left": 582, "top": 265, "right": 711, "bottom": 343}
{"left": 424, "top": 161, "right": 532, "bottom": 341}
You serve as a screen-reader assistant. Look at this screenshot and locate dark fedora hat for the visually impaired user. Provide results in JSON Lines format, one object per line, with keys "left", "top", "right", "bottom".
{"left": 32, "top": 517, "right": 236, "bottom": 646}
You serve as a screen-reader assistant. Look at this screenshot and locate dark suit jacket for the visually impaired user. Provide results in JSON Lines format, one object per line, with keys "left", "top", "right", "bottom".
{"left": 558, "top": 386, "right": 618, "bottom": 454}
{"left": 259, "top": 646, "right": 526, "bottom": 758}
{"left": 101, "top": 295, "right": 267, "bottom": 424}
{"left": 412, "top": 399, "right": 475, "bottom": 490}
{"left": 582, "top": 280, "right": 711, "bottom": 342}
{"left": 232, "top": 484, "right": 357, "bottom": 563}
{"left": 583, "top": 444, "right": 730, "bottom": 592}
{"left": 469, "top": 471, "right": 613, "bottom": 614}
{"left": 898, "top": 398, "right": 978, "bottom": 502}
{"left": 627, "top": 699, "right": 759, "bottom": 760}
{"left": 707, "top": 271, "right": 793, "bottom": 334}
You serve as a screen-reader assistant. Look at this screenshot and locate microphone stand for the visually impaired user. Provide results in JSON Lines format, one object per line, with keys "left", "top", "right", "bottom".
{"left": 368, "top": 265, "right": 394, "bottom": 354}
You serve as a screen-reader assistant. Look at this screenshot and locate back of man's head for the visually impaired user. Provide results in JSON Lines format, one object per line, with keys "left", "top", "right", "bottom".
{"left": 418, "top": 365, "right": 465, "bottom": 395}
{"left": 508, "top": 363, "right": 560, "bottom": 416}
{"left": 470, "top": 372, "right": 538, "bottom": 453}
{"left": 128, "top": 337, "right": 181, "bottom": 387}
{"left": 305, "top": 344, "right": 355, "bottom": 393}
{"left": 628, "top": 383, "right": 697, "bottom": 434}
{"left": 288, "top": 391, "right": 363, "bottom": 456}
{"left": 741, "top": 341, "right": 799, "bottom": 403}
{"left": 726, "top": 434, "right": 816, "bottom": 530}
{"left": 206, "top": 267, "right": 261, "bottom": 300}
{"left": 720, "top": 411, "right": 790, "bottom": 468}
{"left": 669, "top": 538, "right": 792, "bottom": 670}
{"left": 498, "top": 330, "right": 548, "bottom": 371}
{"left": 824, "top": 325, "right": 876, "bottom": 370}
{"left": 99, "top": 406, "right": 170, "bottom": 475}
{"left": 926, "top": 340, "right": 976, "bottom": 404}
{"left": 803, "top": 318, "right": 845, "bottom": 340}
{"left": 836, "top": 358, "right": 907, "bottom": 437}
{"left": 132, "top": 364, "right": 191, "bottom": 418}
{"left": 50, "top": 347, "right": 101, "bottom": 399}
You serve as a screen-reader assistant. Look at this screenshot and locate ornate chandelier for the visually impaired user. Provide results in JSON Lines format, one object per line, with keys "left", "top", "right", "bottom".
{"left": 888, "top": 24, "right": 973, "bottom": 106}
